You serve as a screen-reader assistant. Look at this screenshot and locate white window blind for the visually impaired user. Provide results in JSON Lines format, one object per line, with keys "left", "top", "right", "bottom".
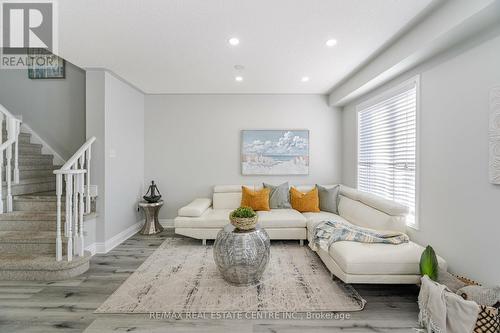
{"left": 357, "top": 79, "right": 417, "bottom": 224}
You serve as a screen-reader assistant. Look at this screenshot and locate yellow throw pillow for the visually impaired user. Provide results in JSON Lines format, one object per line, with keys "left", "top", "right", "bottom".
{"left": 290, "top": 187, "right": 320, "bottom": 212}
{"left": 241, "top": 186, "right": 270, "bottom": 211}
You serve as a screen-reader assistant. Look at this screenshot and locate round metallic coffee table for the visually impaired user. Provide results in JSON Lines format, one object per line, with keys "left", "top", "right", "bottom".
{"left": 213, "top": 224, "right": 270, "bottom": 286}
{"left": 138, "top": 201, "right": 164, "bottom": 235}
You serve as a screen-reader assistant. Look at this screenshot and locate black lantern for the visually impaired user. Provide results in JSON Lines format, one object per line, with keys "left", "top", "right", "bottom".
{"left": 143, "top": 181, "right": 162, "bottom": 203}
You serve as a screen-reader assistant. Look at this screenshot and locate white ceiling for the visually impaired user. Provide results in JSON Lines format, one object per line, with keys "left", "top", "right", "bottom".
{"left": 58, "top": 0, "right": 433, "bottom": 94}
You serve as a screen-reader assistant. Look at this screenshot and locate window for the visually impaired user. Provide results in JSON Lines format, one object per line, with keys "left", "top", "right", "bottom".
{"left": 357, "top": 78, "right": 418, "bottom": 225}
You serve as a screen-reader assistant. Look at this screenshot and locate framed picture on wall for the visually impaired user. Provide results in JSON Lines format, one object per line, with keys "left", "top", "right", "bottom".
{"left": 241, "top": 130, "right": 309, "bottom": 175}
{"left": 27, "top": 48, "right": 65, "bottom": 79}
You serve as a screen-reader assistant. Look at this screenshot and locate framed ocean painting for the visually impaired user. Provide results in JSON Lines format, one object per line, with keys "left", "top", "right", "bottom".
{"left": 241, "top": 130, "right": 309, "bottom": 175}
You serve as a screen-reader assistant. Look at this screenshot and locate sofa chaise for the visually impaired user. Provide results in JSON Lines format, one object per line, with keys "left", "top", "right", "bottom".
{"left": 174, "top": 184, "right": 446, "bottom": 284}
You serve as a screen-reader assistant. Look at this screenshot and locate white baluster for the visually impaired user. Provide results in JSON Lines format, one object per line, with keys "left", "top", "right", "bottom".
{"left": 0, "top": 113, "right": 3, "bottom": 214}
{"left": 0, "top": 113, "right": 3, "bottom": 143}
{"left": 55, "top": 173, "right": 63, "bottom": 261}
{"left": 78, "top": 172, "right": 85, "bottom": 256}
{"left": 72, "top": 167, "right": 79, "bottom": 256}
{"left": 13, "top": 121, "right": 19, "bottom": 184}
{"left": 65, "top": 174, "right": 73, "bottom": 261}
{"left": 77, "top": 156, "right": 85, "bottom": 256}
{"left": 6, "top": 144, "right": 12, "bottom": 212}
{"left": 0, "top": 159, "right": 2, "bottom": 214}
{"left": 0, "top": 154, "right": 3, "bottom": 214}
{"left": 86, "top": 147, "right": 91, "bottom": 214}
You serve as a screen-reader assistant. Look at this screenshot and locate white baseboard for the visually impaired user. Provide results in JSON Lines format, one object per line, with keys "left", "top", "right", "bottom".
{"left": 86, "top": 219, "right": 170, "bottom": 255}
{"left": 160, "top": 219, "right": 174, "bottom": 228}
{"left": 95, "top": 221, "right": 143, "bottom": 254}
{"left": 20, "top": 123, "right": 66, "bottom": 165}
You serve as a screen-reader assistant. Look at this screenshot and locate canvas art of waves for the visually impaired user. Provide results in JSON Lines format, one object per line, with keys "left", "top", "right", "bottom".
{"left": 241, "top": 130, "right": 309, "bottom": 175}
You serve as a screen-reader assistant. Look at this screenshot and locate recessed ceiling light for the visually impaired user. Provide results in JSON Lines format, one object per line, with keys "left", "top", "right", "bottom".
{"left": 228, "top": 37, "right": 240, "bottom": 46}
{"left": 325, "top": 39, "right": 338, "bottom": 47}
{"left": 234, "top": 64, "right": 245, "bottom": 71}
{"left": 301, "top": 76, "right": 310, "bottom": 82}
{"left": 235, "top": 76, "right": 243, "bottom": 82}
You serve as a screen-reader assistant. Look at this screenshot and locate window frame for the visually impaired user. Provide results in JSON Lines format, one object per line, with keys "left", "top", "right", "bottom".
{"left": 356, "top": 76, "right": 420, "bottom": 229}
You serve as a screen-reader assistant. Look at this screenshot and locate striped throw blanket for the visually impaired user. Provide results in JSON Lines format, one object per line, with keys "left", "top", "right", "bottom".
{"left": 312, "top": 220, "right": 409, "bottom": 252}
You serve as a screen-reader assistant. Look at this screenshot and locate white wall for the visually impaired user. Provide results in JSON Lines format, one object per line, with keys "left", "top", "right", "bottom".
{"left": 85, "top": 71, "right": 106, "bottom": 247}
{"left": 86, "top": 70, "right": 144, "bottom": 248}
{"left": 145, "top": 95, "right": 342, "bottom": 218}
{"left": 0, "top": 61, "right": 86, "bottom": 159}
{"left": 341, "top": 34, "right": 500, "bottom": 286}
{"left": 104, "top": 72, "right": 145, "bottom": 239}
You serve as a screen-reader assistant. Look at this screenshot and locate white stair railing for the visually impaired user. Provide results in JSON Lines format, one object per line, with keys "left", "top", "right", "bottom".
{"left": 54, "top": 136, "right": 96, "bottom": 262}
{"left": 0, "top": 104, "right": 21, "bottom": 214}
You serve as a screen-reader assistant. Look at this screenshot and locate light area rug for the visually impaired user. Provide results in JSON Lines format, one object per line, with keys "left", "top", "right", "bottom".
{"left": 96, "top": 238, "right": 366, "bottom": 313}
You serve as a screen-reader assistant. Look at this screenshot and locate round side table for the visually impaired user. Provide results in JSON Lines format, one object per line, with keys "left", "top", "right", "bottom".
{"left": 138, "top": 201, "right": 164, "bottom": 235}
{"left": 213, "top": 224, "right": 270, "bottom": 286}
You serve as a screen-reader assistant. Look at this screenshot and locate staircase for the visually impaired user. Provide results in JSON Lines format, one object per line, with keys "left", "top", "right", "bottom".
{"left": 0, "top": 123, "right": 92, "bottom": 280}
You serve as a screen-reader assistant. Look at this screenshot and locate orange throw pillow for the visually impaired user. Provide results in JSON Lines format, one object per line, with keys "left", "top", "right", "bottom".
{"left": 241, "top": 186, "right": 270, "bottom": 211}
{"left": 290, "top": 187, "right": 320, "bottom": 212}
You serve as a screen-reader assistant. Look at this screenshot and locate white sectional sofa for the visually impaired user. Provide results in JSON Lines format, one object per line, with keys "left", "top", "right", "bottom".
{"left": 174, "top": 184, "right": 446, "bottom": 284}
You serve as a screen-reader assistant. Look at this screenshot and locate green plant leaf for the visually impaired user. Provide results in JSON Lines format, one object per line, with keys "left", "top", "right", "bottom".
{"left": 231, "top": 206, "right": 256, "bottom": 218}
{"left": 420, "top": 245, "right": 439, "bottom": 281}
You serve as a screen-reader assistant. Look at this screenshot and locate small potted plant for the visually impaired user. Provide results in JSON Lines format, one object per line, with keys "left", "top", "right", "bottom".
{"left": 229, "top": 206, "right": 258, "bottom": 230}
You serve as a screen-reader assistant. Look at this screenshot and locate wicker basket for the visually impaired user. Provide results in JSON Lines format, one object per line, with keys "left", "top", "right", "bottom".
{"left": 229, "top": 214, "right": 258, "bottom": 230}
{"left": 455, "top": 274, "right": 481, "bottom": 287}
{"left": 422, "top": 273, "right": 499, "bottom": 332}
{"left": 453, "top": 274, "right": 500, "bottom": 332}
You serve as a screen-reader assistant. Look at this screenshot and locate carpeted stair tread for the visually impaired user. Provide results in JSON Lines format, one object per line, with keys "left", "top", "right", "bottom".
{"left": 17, "top": 165, "right": 60, "bottom": 171}
{"left": 0, "top": 252, "right": 90, "bottom": 271}
{"left": 18, "top": 190, "right": 57, "bottom": 196}
{"left": 14, "top": 169, "right": 57, "bottom": 181}
{"left": 14, "top": 191, "right": 61, "bottom": 201}
{"left": 0, "top": 230, "right": 58, "bottom": 243}
{"left": 0, "top": 219, "right": 59, "bottom": 231}
{"left": 0, "top": 212, "right": 95, "bottom": 230}
{"left": 5, "top": 175, "right": 55, "bottom": 184}
{"left": 17, "top": 143, "right": 42, "bottom": 148}
{"left": 2, "top": 175, "right": 55, "bottom": 187}
{"left": 7, "top": 157, "right": 54, "bottom": 168}
{"left": 2, "top": 132, "right": 31, "bottom": 139}
{"left": 5, "top": 153, "right": 52, "bottom": 160}
{"left": 0, "top": 211, "right": 61, "bottom": 221}
{"left": 17, "top": 143, "right": 41, "bottom": 147}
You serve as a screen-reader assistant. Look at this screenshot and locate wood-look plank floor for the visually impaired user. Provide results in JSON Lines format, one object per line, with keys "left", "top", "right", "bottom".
{"left": 0, "top": 229, "right": 421, "bottom": 333}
